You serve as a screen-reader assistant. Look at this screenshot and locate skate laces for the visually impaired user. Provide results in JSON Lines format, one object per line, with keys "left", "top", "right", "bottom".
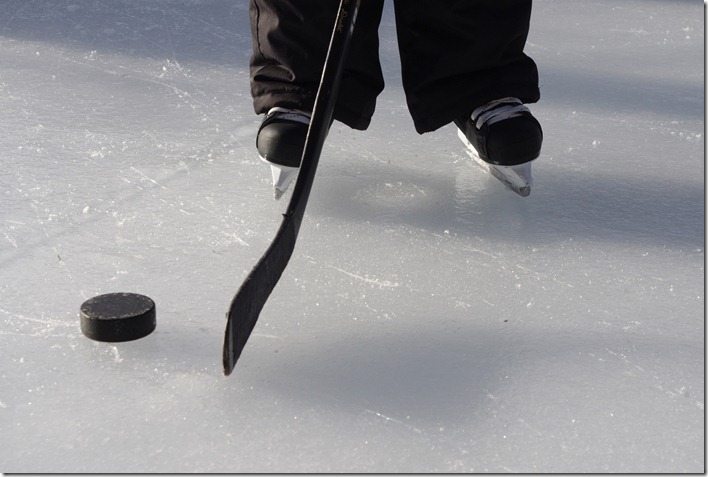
{"left": 471, "top": 97, "right": 530, "bottom": 129}
{"left": 267, "top": 107, "right": 311, "bottom": 125}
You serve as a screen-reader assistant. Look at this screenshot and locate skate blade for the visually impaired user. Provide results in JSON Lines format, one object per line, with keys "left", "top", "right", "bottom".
{"left": 486, "top": 163, "right": 532, "bottom": 197}
{"left": 269, "top": 163, "right": 298, "bottom": 200}
{"left": 457, "top": 129, "right": 533, "bottom": 197}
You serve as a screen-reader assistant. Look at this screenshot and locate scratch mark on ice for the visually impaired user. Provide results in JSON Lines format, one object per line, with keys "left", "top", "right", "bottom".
{"left": 3, "top": 232, "right": 17, "bottom": 248}
{"left": 251, "top": 333, "right": 283, "bottom": 340}
{"left": 130, "top": 166, "right": 168, "bottom": 190}
{"left": 111, "top": 346, "right": 123, "bottom": 363}
{"left": 0, "top": 309, "right": 75, "bottom": 337}
{"left": 363, "top": 409, "right": 422, "bottom": 434}
{"left": 329, "top": 267, "right": 399, "bottom": 289}
{"left": 220, "top": 231, "right": 249, "bottom": 247}
{"left": 515, "top": 264, "right": 574, "bottom": 288}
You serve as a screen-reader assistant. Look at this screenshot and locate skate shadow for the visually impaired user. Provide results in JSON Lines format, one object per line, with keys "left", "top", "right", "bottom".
{"left": 311, "top": 146, "right": 704, "bottom": 251}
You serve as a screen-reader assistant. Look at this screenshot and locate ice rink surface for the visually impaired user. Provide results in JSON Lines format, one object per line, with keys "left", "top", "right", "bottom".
{"left": 1, "top": 0, "right": 704, "bottom": 473}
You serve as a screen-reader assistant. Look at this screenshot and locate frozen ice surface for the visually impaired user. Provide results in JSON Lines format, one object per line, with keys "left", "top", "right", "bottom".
{"left": 1, "top": 0, "right": 703, "bottom": 473}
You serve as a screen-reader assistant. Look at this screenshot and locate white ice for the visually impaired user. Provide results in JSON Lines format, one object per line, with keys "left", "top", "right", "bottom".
{"left": 1, "top": 0, "right": 704, "bottom": 473}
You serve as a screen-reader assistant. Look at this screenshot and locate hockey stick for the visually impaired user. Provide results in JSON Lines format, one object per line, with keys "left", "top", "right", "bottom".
{"left": 223, "top": 0, "right": 361, "bottom": 376}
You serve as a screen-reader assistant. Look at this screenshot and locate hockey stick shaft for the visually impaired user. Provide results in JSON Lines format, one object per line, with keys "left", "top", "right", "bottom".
{"left": 223, "top": 0, "right": 360, "bottom": 376}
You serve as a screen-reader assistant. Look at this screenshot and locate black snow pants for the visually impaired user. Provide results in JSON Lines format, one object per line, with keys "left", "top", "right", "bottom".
{"left": 249, "top": 0, "right": 540, "bottom": 134}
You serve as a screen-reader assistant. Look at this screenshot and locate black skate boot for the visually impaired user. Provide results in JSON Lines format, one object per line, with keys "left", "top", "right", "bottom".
{"left": 455, "top": 97, "right": 543, "bottom": 196}
{"left": 256, "top": 107, "right": 311, "bottom": 199}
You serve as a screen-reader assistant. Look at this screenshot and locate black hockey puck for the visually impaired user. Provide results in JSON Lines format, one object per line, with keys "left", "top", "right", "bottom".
{"left": 80, "top": 293, "right": 156, "bottom": 342}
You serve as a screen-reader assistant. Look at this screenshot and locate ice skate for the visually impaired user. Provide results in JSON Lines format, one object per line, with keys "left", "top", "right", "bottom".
{"left": 256, "top": 107, "right": 311, "bottom": 199}
{"left": 455, "top": 97, "right": 542, "bottom": 197}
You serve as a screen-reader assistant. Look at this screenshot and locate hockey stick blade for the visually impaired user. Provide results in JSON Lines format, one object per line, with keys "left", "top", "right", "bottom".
{"left": 223, "top": 0, "right": 361, "bottom": 376}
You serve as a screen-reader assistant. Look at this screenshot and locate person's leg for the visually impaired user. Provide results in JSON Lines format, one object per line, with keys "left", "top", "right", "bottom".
{"left": 250, "top": 0, "right": 385, "bottom": 130}
{"left": 393, "top": 0, "right": 540, "bottom": 134}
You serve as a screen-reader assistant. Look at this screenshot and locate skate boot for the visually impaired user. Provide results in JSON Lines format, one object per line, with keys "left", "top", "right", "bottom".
{"left": 256, "top": 107, "right": 311, "bottom": 199}
{"left": 455, "top": 97, "right": 542, "bottom": 197}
